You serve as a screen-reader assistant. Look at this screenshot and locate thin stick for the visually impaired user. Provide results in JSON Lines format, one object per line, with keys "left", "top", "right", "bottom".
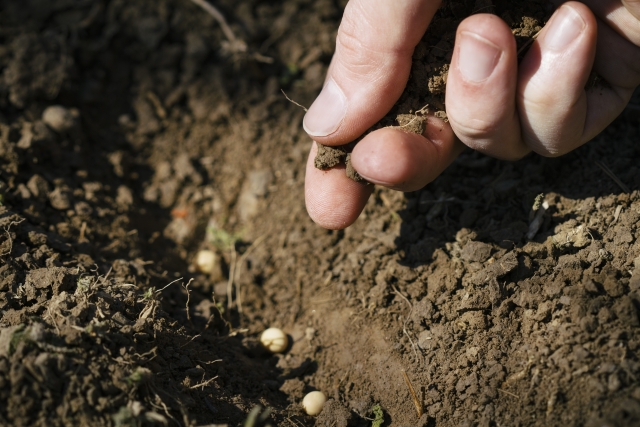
{"left": 190, "top": 376, "right": 219, "bottom": 390}
{"left": 183, "top": 278, "right": 194, "bottom": 322}
{"left": 281, "top": 90, "right": 308, "bottom": 112}
{"left": 235, "top": 234, "right": 268, "bottom": 314}
{"left": 392, "top": 285, "right": 421, "bottom": 361}
{"left": 226, "top": 245, "right": 237, "bottom": 311}
{"left": 517, "top": 29, "right": 541, "bottom": 56}
{"left": 595, "top": 160, "right": 631, "bottom": 193}
{"left": 391, "top": 285, "right": 413, "bottom": 311}
{"left": 0, "top": 219, "right": 25, "bottom": 256}
{"left": 497, "top": 388, "right": 520, "bottom": 399}
{"left": 189, "top": 0, "right": 237, "bottom": 44}
{"left": 180, "top": 334, "right": 201, "bottom": 348}
{"left": 156, "top": 277, "right": 183, "bottom": 294}
{"left": 402, "top": 370, "right": 423, "bottom": 418}
{"left": 153, "top": 393, "right": 181, "bottom": 427}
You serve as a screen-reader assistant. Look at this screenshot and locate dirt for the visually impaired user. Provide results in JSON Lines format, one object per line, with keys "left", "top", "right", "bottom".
{"left": 0, "top": 1, "right": 639, "bottom": 427}
{"left": 314, "top": 0, "right": 550, "bottom": 180}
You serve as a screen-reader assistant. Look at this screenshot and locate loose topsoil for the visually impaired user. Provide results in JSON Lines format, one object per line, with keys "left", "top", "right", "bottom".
{"left": 0, "top": 1, "right": 639, "bottom": 427}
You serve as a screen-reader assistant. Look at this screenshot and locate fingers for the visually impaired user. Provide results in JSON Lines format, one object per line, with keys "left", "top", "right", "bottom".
{"left": 351, "top": 116, "right": 464, "bottom": 192}
{"left": 517, "top": 2, "right": 598, "bottom": 156}
{"left": 622, "top": 0, "right": 640, "bottom": 22}
{"left": 446, "top": 14, "right": 528, "bottom": 160}
{"left": 304, "top": 142, "right": 373, "bottom": 230}
{"left": 582, "top": 17, "right": 640, "bottom": 141}
{"left": 302, "top": 0, "right": 441, "bottom": 145}
{"left": 304, "top": 115, "right": 463, "bottom": 229}
{"left": 567, "top": 0, "right": 640, "bottom": 46}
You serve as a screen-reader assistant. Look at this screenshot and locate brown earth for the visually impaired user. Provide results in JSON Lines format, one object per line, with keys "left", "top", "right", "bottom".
{"left": 0, "top": 1, "right": 639, "bottom": 427}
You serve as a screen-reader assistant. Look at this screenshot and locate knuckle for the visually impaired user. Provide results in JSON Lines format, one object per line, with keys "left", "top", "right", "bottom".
{"left": 335, "top": 24, "right": 386, "bottom": 81}
{"left": 335, "top": 2, "right": 411, "bottom": 80}
{"left": 449, "top": 116, "right": 500, "bottom": 143}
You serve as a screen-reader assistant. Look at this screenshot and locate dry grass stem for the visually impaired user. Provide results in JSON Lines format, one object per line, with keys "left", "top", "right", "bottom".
{"left": 189, "top": 0, "right": 238, "bottom": 45}
{"left": 402, "top": 370, "right": 423, "bottom": 418}
{"left": 190, "top": 375, "right": 219, "bottom": 390}
{"left": 235, "top": 234, "right": 268, "bottom": 314}
{"left": 156, "top": 277, "right": 183, "bottom": 294}
{"left": 0, "top": 218, "right": 25, "bottom": 256}
{"left": 281, "top": 90, "right": 308, "bottom": 112}
{"left": 595, "top": 160, "right": 631, "bottom": 193}
{"left": 226, "top": 245, "right": 237, "bottom": 311}
{"left": 188, "top": 0, "right": 273, "bottom": 63}
{"left": 182, "top": 278, "right": 194, "bottom": 322}
{"left": 517, "top": 29, "right": 541, "bottom": 56}
{"left": 497, "top": 388, "right": 520, "bottom": 399}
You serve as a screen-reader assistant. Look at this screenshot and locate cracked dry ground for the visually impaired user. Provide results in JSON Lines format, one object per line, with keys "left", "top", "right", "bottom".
{"left": 1, "top": 0, "right": 640, "bottom": 426}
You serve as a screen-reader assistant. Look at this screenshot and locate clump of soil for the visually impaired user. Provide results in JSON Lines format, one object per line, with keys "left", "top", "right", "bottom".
{"left": 314, "top": 0, "right": 550, "bottom": 180}
{"left": 0, "top": 0, "right": 639, "bottom": 426}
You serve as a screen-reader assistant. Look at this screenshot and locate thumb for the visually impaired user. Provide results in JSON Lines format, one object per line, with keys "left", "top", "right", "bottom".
{"left": 303, "top": 0, "right": 441, "bottom": 145}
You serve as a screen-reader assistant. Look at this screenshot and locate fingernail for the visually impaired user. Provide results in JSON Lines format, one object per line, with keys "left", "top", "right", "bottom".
{"left": 303, "top": 77, "right": 347, "bottom": 137}
{"left": 544, "top": 5, "right": 586, "bottom": 51}
{"left": 458, "top": 32, "right": 502, "bottom": 83}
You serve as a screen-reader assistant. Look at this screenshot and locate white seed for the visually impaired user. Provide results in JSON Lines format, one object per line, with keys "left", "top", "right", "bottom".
{"left": 302, "top": 391, "right": 327, "bottom": 416}
{"left": 195, "top": 250, "right": 218, "bottom": 274}
{"left": 260, "top": 327, "right": 288, "bottom": 353}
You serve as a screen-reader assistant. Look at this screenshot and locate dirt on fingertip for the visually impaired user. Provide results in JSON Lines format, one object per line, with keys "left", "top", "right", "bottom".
{"left": 1, "top": 0, "right": 640, "bottom": 426}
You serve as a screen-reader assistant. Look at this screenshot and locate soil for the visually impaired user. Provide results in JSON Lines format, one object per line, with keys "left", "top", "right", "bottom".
{"left": 0, "top": 1, "right": 639, "bottom": 427}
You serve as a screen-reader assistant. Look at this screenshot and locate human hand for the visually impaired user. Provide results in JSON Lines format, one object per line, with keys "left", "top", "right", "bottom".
{"left": 303, "top": 0, "right": 640, "bottom": 230}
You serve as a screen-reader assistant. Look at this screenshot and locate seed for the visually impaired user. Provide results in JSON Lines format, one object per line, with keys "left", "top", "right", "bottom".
{"left": 260, "top": 327, "right": 288, "bottom": 353}
{"left": 195, "top": 250, "right": 218, "bottom": 274}
{"left": 302, "top": 391, "right": 327, "bottom": 416}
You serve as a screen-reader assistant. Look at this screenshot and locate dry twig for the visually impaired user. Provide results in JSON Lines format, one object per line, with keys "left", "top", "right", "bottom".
{"left": 182, "top": 278, "right": 194, "bottom": 322}
{"left": 0, "top": 218, "right": 25, "bottom": 256}
{"left": 156, "top": 277, "right": 183, "bottom": 294}
{"left": 517, "top": 29, "right": 542, "bottom": 56}
{"left": 595, "top": 160, "right": 631, "bottom": 193}
{"left": 402, "top": 370, "right": 423, "bottom": 418}
{"left": 226, "top": 245, "right": 237, "bottom": 311}
{"left": 188, "top": 0, "right": 273, "bottom": 63}
{"left": 497, "top": 388, "right": 520, "bottom": 399}
{"left": 190, "top": 375, "right": 219, "bottom": 390}
{"left": 234, "top": 234, "right": 268, "bottom": 314}
{"left": 281, "top": 90, "right": 308, "bottom": 112}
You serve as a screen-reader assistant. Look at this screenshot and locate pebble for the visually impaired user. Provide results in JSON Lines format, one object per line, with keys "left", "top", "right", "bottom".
{"left": 42, "top": 105, "right": 77, "bottom": 133}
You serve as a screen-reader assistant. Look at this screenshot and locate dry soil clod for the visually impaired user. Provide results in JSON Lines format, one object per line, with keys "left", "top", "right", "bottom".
{"left": 314, "top": 114, "right": 428, "bottom": 182}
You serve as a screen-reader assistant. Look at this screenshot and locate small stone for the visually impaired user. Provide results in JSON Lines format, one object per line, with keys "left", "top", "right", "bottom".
{"left": 116, "top": 186, "right": 134, "bottom": 207}
{"left": 42, "top": 105, "right": 78, "bottom": 133}
{"left": 49, "top": 187, "right": 72, "bottom": 210}
{"left": 237, "top": 170, "right": 272, "bottom": 221}
{"left": 461, "top": 241, "right": 492, "bottom": 263}
{"left": 27, "top": 175, "right": 50, "bottom": 201}
{"left": 580, "top": 315, "right": 597, "bottom": 333}
{"left": 607, "top": 373, "right": 621, "bottom": 392}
